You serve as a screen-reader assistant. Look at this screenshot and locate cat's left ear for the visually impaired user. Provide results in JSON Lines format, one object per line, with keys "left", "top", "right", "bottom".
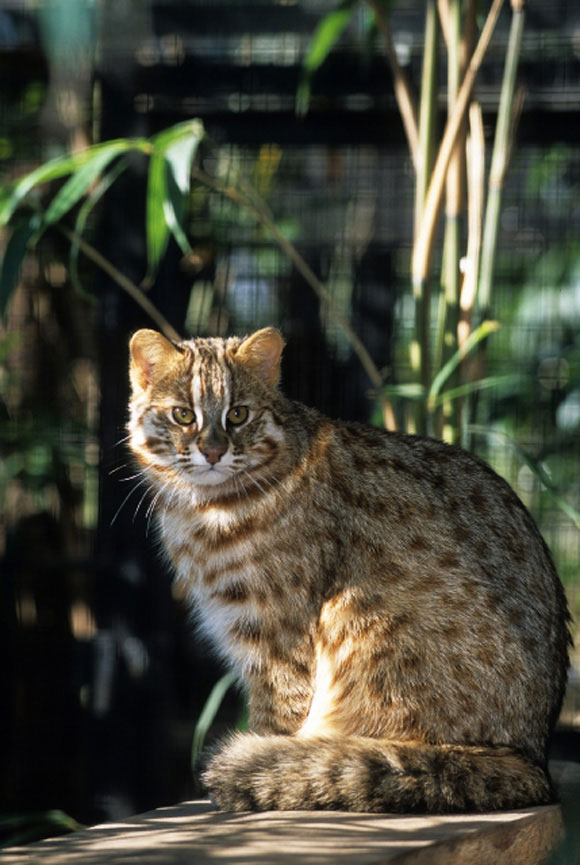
{"left": 129, "top": 329, "right": 182, "bottom": 393}
{"left": 237, "top": 327, "right": 285, "bottom": 388}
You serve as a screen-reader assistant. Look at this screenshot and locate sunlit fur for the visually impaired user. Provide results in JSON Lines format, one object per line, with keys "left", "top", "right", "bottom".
{"left": 128, "top": 327, "right": 570, "bottom": 813}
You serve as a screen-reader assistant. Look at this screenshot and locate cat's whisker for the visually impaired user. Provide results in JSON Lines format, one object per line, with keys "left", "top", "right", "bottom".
{"left": 110, "top": 476, "right": 150, "bottom": 526}
{"left": 145, "top": 491, "right": 162, "bottom": 536}
{"left": 109, "top": 462, "right": 130, "bottom": 476}
{"left": 113, "top": 433, "right": 132, "bottom": 448}
{"left": 233, "top": 473, "right": 248, "bottom": 502}
{"left": 118, "top": 468, "right": 149, "bottom": 483}
{"left": 133, "top": 482, "right": 158, "bottom": 523}
{"left": 241, "top": 470, "right": 274, "bottom": 501}
{"left": 145, "top": 477, "right": 174, "bottom": 535}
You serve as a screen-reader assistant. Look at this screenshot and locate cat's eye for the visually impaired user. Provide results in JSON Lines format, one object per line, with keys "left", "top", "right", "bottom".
{"left": 172, "top": 406, "right": 195, "bottom": 426}
{"left": 226, "top": 406, "right": 249, "bottom": 426}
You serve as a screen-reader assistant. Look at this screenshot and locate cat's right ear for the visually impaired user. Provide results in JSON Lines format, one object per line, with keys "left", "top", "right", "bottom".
{"left": 237, "top": 327, "right": 285, "bottom": 388}
{"left": 129, "top": 329, "right": 181, "bottom": 393}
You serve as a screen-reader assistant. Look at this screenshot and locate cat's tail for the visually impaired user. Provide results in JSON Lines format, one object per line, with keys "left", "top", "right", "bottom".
{"left": 202, "top": 733, "right": 554, "bottom": 813}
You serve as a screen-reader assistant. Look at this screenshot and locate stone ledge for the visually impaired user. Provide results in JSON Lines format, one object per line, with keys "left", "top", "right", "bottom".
{"left": 1, "top": 800, "right": 564, "bottom": 865}
{"left": 6, "top": 762, "right": 579, "bottom": 864}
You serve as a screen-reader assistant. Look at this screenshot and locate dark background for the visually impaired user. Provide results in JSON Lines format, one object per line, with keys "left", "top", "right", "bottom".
{"left": 1, "top": 0, "right": 580, "bottom": 836}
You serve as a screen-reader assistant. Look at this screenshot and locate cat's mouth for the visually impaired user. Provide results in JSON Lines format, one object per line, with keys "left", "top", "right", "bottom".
{"left": 187, "top": 461, "right": 237, "bottom": 487}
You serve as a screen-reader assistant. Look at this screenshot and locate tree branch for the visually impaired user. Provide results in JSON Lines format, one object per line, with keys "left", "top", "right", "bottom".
{"left": 191, "top": 167, "right": 384, "bottom": 388}
{"left": 57, "top": 223, "right": 181, "bottom": 342}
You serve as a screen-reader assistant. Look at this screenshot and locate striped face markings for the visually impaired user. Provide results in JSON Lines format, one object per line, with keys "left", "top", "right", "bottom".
{"left": 131, "top": 339, "right": 281, "bottom": 490}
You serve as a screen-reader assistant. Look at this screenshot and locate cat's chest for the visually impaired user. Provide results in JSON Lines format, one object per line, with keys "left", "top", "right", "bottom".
{"left": 160, "top": 501, "right": 288, "bottom": 671}
{"left": 160, "top": 502, "right": 259, "bottom": 579}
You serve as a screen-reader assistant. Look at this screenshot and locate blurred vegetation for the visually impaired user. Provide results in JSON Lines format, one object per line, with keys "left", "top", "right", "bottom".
{"left": 1, "top": 0, "right": 580, "bottom": 842}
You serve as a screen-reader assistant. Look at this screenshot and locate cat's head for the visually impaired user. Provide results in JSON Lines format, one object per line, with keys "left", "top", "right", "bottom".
{"left": 128, "top": 327, "right": 286, "bottom": 498}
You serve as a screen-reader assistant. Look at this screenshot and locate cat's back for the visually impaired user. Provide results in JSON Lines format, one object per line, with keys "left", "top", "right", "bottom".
{"left": 309, "top": 414, "right": 556, "bottom": 584}
{"left": 285, "top": 404, "right": 567, "bottom": 629}
{"left": 293, "top": 411, "right": 569, "bottom": 760}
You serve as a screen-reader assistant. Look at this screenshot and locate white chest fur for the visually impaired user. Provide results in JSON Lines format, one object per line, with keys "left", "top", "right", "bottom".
{"left": 159, "top": 503, "right": 267, "bottom": 675}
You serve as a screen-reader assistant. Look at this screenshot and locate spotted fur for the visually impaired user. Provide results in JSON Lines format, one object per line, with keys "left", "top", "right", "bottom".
{"left": 128, "top": 327, "right": 570, "bottom": 813}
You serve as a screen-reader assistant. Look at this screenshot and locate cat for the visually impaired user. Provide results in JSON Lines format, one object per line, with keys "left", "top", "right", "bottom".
{"left": 128, "top": 325, "right": 570, "bottom": 813}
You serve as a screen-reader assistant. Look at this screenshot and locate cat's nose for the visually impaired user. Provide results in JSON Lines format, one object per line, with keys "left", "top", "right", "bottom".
{"left": 200, "top": 445, "right": 227, "bottom": 465}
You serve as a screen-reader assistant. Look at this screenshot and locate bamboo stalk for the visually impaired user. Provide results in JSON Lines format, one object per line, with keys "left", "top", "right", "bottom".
{"left": 478, "top": 0, "right": 526, "bottom": 314}
{"left": 438, "top": 0, "right": 464, "bottom": 441}
{"left": 414, "top": 1, "right": 439, "bottom": 241}
{"left": 411, "top": 1, "right": 439, "bottom": 434}
{"left": 460, "top": 100, "right": 485, "bottom": 348}
{"left": 436, "top": 0, "right": 462, "bottom": 361}
{"left": 412, "top": 0, "right": 505, "bottom": 289}
{"left": 365, "top": 0, "right": 419, "bottom": 169}
{"left": 437, "top": 0, "right": 450, "bottom": 48}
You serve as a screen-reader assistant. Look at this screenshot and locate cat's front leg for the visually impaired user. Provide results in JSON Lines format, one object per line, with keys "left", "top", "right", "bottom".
{"left": 244, "top": 656, "right": 314, "bottom": 735}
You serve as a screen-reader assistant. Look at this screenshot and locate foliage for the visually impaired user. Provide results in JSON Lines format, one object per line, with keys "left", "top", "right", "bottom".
{"left": 191, "top": 671, "right": 237, "bottom": 769}
{"left": 0, "top": 120, "right": 203, "bottom": 322}
{"left": 298, "top": 1, "right": 580, "bottom": 619}
{"left": 299, "top": 0, "right": 514, "bottom": 440}
{"left": 2, "top": 0, "right": 580, "bottom": 756}
{"left": 296, "top": 0, "right": 359, "bottom": 116}
{"left": 0, "top": 810, "right": 83, "bottom": 849}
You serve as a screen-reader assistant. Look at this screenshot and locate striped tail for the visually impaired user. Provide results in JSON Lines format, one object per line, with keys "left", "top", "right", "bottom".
{"left": 202, "top": 733, "right": 553, "bottom": 813}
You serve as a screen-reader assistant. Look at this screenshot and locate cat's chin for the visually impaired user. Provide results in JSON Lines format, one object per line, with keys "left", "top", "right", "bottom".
{"left": 188, "top": 466, "right": 235, "bottom": 488}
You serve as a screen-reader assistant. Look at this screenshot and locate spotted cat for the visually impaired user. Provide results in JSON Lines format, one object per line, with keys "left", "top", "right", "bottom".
{"left": 128, "top": 326, "right": 570, "bottom": 812}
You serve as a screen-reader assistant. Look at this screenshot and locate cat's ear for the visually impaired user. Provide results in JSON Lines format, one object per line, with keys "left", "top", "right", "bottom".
{"left": 236, "top": 327, "right": 285, "bottom": 388}
{"left": 129, "top": 329, "right": 181, "bottom": 393}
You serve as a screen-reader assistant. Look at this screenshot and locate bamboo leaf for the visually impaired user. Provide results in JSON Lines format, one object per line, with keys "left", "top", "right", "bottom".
{"left": 164, "top": 171, "right": 193, "bottom": 256}
{"left": 296, "top": 0, "right": 356, "bottom": 116}
{"left": 69, "top": 157, "right": 128, "bottom": 299}
{"left": 469, "top": 425, "right": 580, "bottom": 531}
{"left": 427, "top": 320, "right": 500, "bottom": 412}
{"left": 191, "top": 671, "right": 237, "bottom": 767}
{"left": 382, "top": 382, "right": 426, "bottom": 400}
{"left": 150, "top": 119, "right": 204, "bottom": 155}
{"left": 146, "top": 120, "right": 204, "bottom": 281}
{"left": 165, "top": 126, "right": 203, "bottom": 194}
{"left": 43, "top": 140, "right": 131, "bottom": 227}
{"left": 0, "top": 138, "right": 148, "bottom": 226}
{"left": 145, "top": 150, "right": 170, "bottom": 283}
{"left": 0, "top": 214, "right": 41, "bottom": 317}
{"left": 0, "top": 810, "right": 83, "bottom": 849}
{"left": 163, "top": 128, "right": 204, "bottom": 255}
{"left": 431, "top": 373, "right": 524, "bottom": 408}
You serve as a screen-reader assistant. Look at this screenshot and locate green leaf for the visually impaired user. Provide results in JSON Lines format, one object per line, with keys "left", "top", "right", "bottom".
{"left": 191, "top": 671, "right": 237, "bottom": 768}
{"left": 164, "top": 170, "right": 193, "bottom": 256}
{"left": 165, "top": 126, "right": 203, "bottom": 194}
{"left": 146, "top": 121, "right": 204, "bottom": 281}
{"left": 163, "top": 128, "right": 203, "bottom": 255}
{"left": 0, "top": 810, "right": 83, "bottom": 849}
{"left": 69, "top": 157, "right": 129, "bottom": 299}
{"left": 145, "top": 149, "right": 171, "bottom": 284}
{"left": 0, "top": 138, "right": 150, "bottom": 227}
{"left": 469, "top": 425, "right": 580, "bottom": 531}
{"left": 296, "top": 1, "right": 356, "bottom": 116}
{"left": 382, "top": 382, "right": 426, "bottom": 401}
{"left": 43, "top": 140, "right": 131, "bottom": 227}
{"left": 150, "top": 119, "right": 204, "bottom": 155}
{"left": 427, "top": 320, "right": 500, "bottom": 412}
{"left": 431, "top": 373, "right": 524, "bottom": 408}
{"left": 0, "top": 214, "right": 41, "bottom": 317}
